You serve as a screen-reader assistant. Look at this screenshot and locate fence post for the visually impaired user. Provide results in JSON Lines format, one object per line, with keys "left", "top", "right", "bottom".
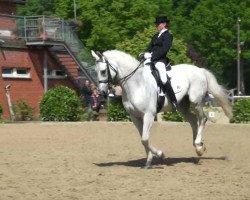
{"left": 5, "top": 84, "right": 15, "bottom": 121}
{"left": 24, "top": 16, "right": 27, "bottom": 41}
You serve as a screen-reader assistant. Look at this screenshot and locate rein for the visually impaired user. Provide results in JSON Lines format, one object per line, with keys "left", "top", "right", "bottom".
{"left": 98, "top": 53, "right": 143, "bottom": 84}
{"left": 118, "top": 60, "right": 144, "bottom": 83}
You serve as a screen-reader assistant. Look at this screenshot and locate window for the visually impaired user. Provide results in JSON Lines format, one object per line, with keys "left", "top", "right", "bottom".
{"left": 2, "top": 67, "right": 30, "bottom": 79}
{"left": 44, "top": 69, "right": 66, "bottom": 79}
{"left": 2, "top": 68, "right": 13, "bottom": 75}
{"left": 47, "top": 70, "right": 53, "bottom": 76}
{"left": 55, "top": 70, "right": 64, "bottom": 76}
{"left": 17, "top": 69, "right": 28, "bottom": 75}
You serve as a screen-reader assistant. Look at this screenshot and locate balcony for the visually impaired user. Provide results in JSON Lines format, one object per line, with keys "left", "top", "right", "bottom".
{"left": 0, "top": 15, "right": 81, "bottom": 53}
{"left": 0, "top": 14, "right": 97, "bottom": 84}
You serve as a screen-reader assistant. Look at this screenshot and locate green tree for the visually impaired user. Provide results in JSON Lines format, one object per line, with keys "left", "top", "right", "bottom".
{"left": 116, "top": 26, "right": 191, "bottom": 64}
{"left": 17, "top": 0, "right": 57, "bottom": 16}
{"left": 70, "top": 0, "right": 159, "bottom": 51}
{"left": 173, "top": 0, "right": 250, "bottom": 90}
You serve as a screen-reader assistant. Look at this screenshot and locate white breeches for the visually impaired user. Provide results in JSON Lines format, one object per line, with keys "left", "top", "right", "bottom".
{"left": 155, "top": 61, "right": 167, "bottom": 84}
{"left": 144, "top": 59, "right": 168, "bottom": 84}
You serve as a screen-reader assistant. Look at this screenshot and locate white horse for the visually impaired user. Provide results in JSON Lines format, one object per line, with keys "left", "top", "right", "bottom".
{"left": 91, "top": 49, "right": 232, "bottom": 168}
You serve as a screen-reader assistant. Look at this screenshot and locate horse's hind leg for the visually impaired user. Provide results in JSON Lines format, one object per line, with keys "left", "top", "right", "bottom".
{"left": 193, "top": 103, "right": 207, "bottom": 156}
{"left": 179, "top": 96, "right": 198, "bottom": 145}
{"left": 179, "top": 96, "right": 207, "bottom": 156}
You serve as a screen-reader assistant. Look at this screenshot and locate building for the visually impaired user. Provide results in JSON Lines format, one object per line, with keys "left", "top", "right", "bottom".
{"left": 0, "top": 0, "right": 97, "bottom": 119}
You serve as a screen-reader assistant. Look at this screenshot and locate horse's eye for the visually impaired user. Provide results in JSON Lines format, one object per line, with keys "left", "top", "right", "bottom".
{"left": 100, "top": 70, "right": 106, "bottom": 76}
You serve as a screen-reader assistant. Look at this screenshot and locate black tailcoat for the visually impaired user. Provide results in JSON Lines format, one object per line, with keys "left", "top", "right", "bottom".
{"left": 146, "top": 30, "right": 173, "bottom": 65}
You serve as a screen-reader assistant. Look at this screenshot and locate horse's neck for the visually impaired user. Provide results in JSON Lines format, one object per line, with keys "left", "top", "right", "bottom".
{"left": 108, "top": 52, "right": 146, "bottom": 94}
{"left": 118, "top": 65, "right": 144, "bottom": 93}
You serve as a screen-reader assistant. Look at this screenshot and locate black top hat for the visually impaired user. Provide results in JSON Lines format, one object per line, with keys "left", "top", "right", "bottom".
{"left": 155, "top": 16, "right": 170, "bottom": 24}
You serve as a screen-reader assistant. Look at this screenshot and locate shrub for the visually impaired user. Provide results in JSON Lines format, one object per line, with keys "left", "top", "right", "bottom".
{"left": 107, "top": 97, "right": 186, "bottom": 122}
{"left": 162, "top": 111, "right": 185, "bottom": 122}
{"left": 107, "top": 97, "right": 130, "bottom": 121}
{"left": 79, "top": 108, "right": 99, "bottom": 121}
{"left": 40, "top": 86, "right": 82, "bottom": 121}
{"left": 231, "top": 98, "right": 250, "bottom": 123}
{"left": 13, "top": 99, "right": 35, "bottom": 121}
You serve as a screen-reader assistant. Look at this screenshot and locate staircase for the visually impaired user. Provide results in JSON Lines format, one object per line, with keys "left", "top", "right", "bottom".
{"left": 21, "top": 16, "right": 97, "bottom": 87}
{"left": 56, "top": 53, "right": 79, "bottom": 80}
{"left": 48, "top": 41, "right": 97, "bottom": 84}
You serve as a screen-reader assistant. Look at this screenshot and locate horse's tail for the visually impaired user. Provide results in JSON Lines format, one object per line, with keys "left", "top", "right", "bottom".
{"left": 204, "top": 69, "right": 233, "bottom": 119}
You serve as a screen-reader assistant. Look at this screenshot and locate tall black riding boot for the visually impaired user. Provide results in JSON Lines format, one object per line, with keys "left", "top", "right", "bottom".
{"left": 164, "top": 80, "right": 178, "bottom": 112}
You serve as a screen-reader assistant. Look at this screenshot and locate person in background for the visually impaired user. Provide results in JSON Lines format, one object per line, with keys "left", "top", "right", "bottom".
{"left": 90, "top": 88, "right": 101, "bottom": 120}
{"left": 81, "top": 79, "right": 92, "bottom": 109}
{"left": 90, "top": 83, "right": 97, "bottom": 91}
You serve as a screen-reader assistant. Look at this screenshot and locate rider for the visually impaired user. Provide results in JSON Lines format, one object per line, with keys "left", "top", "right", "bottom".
{"left": 143, "top": 16, "right": 177, "bottom": 111}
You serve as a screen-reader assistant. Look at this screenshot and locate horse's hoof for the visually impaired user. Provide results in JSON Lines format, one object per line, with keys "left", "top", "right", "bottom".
{"left": 193, "top": 157, "right": 201, "bottom": 164}
{"left": 142, "top": 165, "right": 152, "bottom": 169}
{"left": 195, "top": 143, "right": 206, "bottom": 156}
{"left": 160, "top": 152, "right": 165, "bottom": 160}
{"left": 156, "top": 150, "right": 165, "bottom": 159}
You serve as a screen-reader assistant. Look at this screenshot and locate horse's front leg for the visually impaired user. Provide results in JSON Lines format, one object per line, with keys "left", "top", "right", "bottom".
{"left": 141, "top": 113, "right": 164, "bottom": 168}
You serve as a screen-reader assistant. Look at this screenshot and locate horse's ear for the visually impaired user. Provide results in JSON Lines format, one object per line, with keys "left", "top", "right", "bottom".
{"left": 96, "top": 51, "right": 106, "bottom": 62}
{"left": 91, "top": 50, "right": 100, "bottom": 61}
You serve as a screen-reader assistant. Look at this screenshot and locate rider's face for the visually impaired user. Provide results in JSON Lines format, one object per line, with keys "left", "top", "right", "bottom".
{"left": 156, "top": 22, "right": 166, "bottom": 32}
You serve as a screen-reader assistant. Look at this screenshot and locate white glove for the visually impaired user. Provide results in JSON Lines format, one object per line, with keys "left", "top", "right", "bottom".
{"left": 144, "top": 52, "right": 152, "bottom": 59}
{"left": 138, "top": 52, "right": 144, "bottom": 60}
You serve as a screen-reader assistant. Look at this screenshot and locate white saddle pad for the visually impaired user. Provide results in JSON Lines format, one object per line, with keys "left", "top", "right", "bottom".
{"left": 172, "top": 80, "right": 182, "bottom": 94}
{"left": 167, "top": 71, "right": 182, "bottom": 94}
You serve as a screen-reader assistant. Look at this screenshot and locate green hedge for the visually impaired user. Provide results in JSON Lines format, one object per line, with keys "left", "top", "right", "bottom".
{"left": 162, "top": 111, "right": 185, "bottom": 122}
{"left": 231, "top": 98, "right": 250, "bottom": 123}
{"left": 107, "top": 97, "right": 250, "bottom": 123}
{"left": 107, "top": 96, "right": 187, "bottom": 122}
{"left": 40, "top": 86, "right": 82, "bottom": 121}
{"left": 107, "top": 97, "right": 130, "bottom": 121}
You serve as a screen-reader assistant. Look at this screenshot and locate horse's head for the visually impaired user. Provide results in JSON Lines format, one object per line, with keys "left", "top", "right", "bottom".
{"left": 91, "top": 50, "right": 118, "bottom": 96}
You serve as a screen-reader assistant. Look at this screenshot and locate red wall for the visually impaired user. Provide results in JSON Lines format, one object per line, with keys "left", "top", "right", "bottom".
{"left": 0, "top": 47, "right": 75, "bottom": 119}
{"left": 0, "top": 2, "right": 17, "bottom": 15}
{"left": 0, "top": 15, "right": 16, "bottom": 30}
{"left": 0, "top": 2, "right": 17, "bottom": 31}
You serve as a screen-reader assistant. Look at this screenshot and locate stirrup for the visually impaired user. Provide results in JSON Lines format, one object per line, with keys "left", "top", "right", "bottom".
{"left": 172, "top": 102, "right": 177, "bottom": 112}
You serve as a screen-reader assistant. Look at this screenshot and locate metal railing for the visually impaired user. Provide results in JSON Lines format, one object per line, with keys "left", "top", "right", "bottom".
{"left": 0, "top": 15, "right": 86, "bottom": 54}
{"left": 0, "top": 14, "right": 97, "bottom": 82}
{"left": 25, "top": 16, "right": 63, "bottom": 41}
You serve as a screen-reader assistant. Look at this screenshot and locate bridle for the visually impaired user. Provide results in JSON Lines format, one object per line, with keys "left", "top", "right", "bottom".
{"left": 97, "top": 54, "right": 118, "bottom": 84}
{"left": 96, "top": 52, "right": 143, "bottom": 85}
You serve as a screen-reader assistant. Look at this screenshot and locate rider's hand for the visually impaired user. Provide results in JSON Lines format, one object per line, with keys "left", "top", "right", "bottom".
{"left": 144, "top": 52, "right": 152, "bottom": 59}
{"left": 138, "top": 52, "right": 145, "bottom": 60}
